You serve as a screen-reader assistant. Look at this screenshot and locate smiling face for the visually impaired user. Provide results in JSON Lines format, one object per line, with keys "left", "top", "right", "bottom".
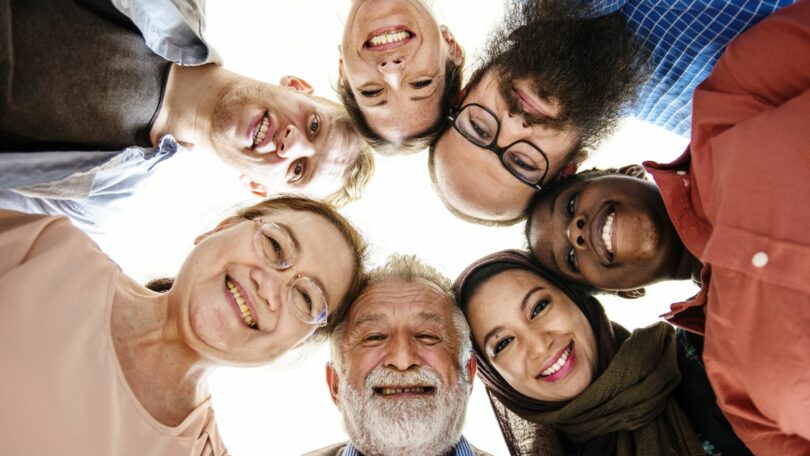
{"left": 328, "top": 278, "right": 472, "bottom": 454}
{"left": 209, "top": 77, "right": 359, "bottom": 199}
{"left": 528, "top": 174, "right": 683, "bottom": 290}
{"left": 340, "top": 0, "right": 462, "bottom": 142}
{"left": 171, "top": 208, "right": 355, "bottom": 366}
{"left": 432, "top": 69, "right": 579, "bottom": 223}
{"left": 467, "top": 268, "right": 596, "bottom": 401}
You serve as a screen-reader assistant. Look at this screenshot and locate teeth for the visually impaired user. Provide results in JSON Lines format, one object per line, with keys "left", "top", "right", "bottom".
{"left": 368, "top": 30, "right": 410, "bottom": 46}
{"left": 252, "top": 114, "right": 270, "bottom": 149}
{"left": 227, "top": 279, "right": 257, "bottom": 329}
{"left": 541, "top": 345, "right": 572, "bottom": 377}
{"left": 602, "top": 212, "right": 615, "bottom": 254}
{"left": 379, "top": 387, "right": 428, "bottom": 395}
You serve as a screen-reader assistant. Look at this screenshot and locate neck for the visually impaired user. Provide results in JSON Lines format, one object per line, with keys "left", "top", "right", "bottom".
{"left": 111, "top": 274, "right": 213, "bottom": 427}
{"left": 150, "top": 63, "right": 233, "bottom": 148}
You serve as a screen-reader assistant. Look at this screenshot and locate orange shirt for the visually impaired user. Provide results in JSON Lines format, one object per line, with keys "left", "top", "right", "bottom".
{"left": 0, "top": 210, "right": 228, "bottom": 455}
{"left": 644, "top": 1, "right": 810, "bottom": 454}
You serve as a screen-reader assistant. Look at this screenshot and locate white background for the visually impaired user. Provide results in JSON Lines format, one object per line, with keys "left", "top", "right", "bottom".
{"left": 94, "top": 1, "right": 697, "bottom": 454}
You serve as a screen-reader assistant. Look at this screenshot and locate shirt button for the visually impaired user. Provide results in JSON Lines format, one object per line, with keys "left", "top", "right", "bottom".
{"left": 676, "top": 170, "right": 687, "bottom": 176}
{"left": 751, "top": 252, "right": 769, "bottom": 268}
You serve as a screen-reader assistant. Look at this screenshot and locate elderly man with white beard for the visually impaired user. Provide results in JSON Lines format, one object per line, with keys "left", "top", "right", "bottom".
{"left": 303, "top": 254, "right": 491, "bottom": 456}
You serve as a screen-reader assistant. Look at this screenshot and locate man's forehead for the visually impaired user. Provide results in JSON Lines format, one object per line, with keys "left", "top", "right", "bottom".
{"left": 347, "top": 278, "right": 453, "bottom": 324}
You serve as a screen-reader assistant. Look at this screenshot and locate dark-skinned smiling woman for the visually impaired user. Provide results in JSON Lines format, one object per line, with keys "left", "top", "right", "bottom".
{"left": 0, "top": 196, "right": 365, "bottom": 455}
{"left": 454, "top": 250, "right": 751, "bottom": 456}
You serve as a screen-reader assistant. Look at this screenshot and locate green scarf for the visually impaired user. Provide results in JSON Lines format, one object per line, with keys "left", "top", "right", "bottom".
{"left": 530, "top": 323, "right": 705, "bottom": 456}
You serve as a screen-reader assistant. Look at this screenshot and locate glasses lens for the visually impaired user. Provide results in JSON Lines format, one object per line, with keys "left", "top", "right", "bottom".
{"left": 503, "top": 142, "right": 548, "bottom": 184}
{"left": 455, "top": 105, "right": 499, "bottom": 147}
{"left": 288, "top": 276, "right": 329, "bottom": 327}
{"left": 254, "top": 222, "right": 296, "bottom": 269}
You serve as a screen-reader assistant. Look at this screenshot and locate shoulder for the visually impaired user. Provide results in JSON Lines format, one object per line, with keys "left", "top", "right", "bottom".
{"left": 300, "top": 442, "right": 348, "bottom": 456}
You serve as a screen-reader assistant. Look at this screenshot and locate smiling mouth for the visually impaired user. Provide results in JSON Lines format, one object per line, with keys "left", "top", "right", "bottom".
{"left": 250, "top": 112, "right": 277, "bottom": 153}
{"left": 364, "top": 27, "right": 414, "bottom": 50}
{"left": 593, "top": 204, "right": 617, "bottom": 264}
{"left": 514, "top": 87, "right": 550, "bottom": 118}
{"left": 225, "top": 277, "right": 258, "bottom": 329}
{"left": 373, "top": 386, "right": 435, "bottom": 397}
{"left": 602, "top": 208, "right": 616, "bottom": 259}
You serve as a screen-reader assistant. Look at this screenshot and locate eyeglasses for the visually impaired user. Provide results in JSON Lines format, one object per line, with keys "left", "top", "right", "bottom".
{"left": 448, "top": 103, "right": 549, "bottom": 189}
{"left": 252, "top": 220, "right": 329, "bottom": 328}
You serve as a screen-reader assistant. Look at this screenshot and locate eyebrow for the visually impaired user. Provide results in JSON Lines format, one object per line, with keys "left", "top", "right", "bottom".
{"left": 353, "top": 312, "right": 385, "bottom": 329}
{"left": 417, "top": 310, "right": 445, "bottom": 324}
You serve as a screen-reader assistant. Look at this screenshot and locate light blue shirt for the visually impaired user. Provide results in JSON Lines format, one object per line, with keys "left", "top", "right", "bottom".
{"left": 342, "top": 436, "right": 476, "bottom": 456}
{"left": 0, "top": 0, "right": 218, "bottom": 234}
{"left": 591, "top": 0, "right": 796, "bottom": 136}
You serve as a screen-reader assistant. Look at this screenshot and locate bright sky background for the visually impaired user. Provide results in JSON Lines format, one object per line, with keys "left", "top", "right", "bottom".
{"left": 93, "top": 1, "right": 697, "bottom": 454}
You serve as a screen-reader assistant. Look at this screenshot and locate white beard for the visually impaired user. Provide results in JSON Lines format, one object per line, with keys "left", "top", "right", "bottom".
{"left": 337, "top": 366, "right": 470, "bottom": 456}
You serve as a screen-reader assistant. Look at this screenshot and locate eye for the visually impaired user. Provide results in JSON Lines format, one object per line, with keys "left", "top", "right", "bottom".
{"left": 530, "top": 299, "right": 550, "bottom": 319}
{"left": 509, "top": 154, "right": 537, "bottom": 172}
{"left": 410, "top": 79, "right": 432, "bottom": 89}
{"left": 567, "top": 247, "right": 580, "bottom": 273}
{"left": 566, "top": 193, "right": 578, "bottom": 217}
{"left": 470, "top": 119, "right": 492, "bottom": 141}
{"left": 297, "top": 288, "right": 313, "bottom": 313}
{"left": 288, "top": 159, "right": 306, "bottom": 183}
{"left": 416, "top": 332, "right": 441, "bottom": 344}
{"left": 361, "top": 333, "right": 386, "bottom": 346}
{"left": 359, "top": 88, "right": 383, "bottom": 97}
{"left": 308, "top": 115, "right": 320, "bottom": 136}
{"left": 493, "top": 336, "right": 514, "bottom": 357}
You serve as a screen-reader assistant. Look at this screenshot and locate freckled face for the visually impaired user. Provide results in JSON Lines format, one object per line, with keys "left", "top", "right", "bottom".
{"left": 341, "top": 0, "right": 457, "bottom": 141}
{"left": 466, "top": 269, "right": 596, "bottom": 401}
{"left": 528, "top": 175, "right": 681, "bottom": 290}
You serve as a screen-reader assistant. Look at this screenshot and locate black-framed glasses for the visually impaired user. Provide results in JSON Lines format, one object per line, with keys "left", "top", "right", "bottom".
{"left": 448, "top": 103, "right": 549, "bottom": 189}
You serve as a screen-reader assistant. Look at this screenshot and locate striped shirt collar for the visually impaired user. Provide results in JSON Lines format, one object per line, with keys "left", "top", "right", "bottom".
{"left": 343, "top": 435, "right": 474, "bottom": 456}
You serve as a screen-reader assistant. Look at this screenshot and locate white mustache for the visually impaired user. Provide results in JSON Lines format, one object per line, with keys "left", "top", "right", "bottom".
{"left": 364, "top": 366, "right": 441, "bottom": 391}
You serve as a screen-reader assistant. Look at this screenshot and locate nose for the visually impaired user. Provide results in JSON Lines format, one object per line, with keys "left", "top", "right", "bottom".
{"left": 278, "top": 124, "right": 315, "bottom": 159}
{"left": 382, "top": 331, "right": 421, "bottom": 371}
{"left": 250, "top": 267, "right": 297, "bottom": 313}
{"left": 567, "top": 214, "right": 588, "bottom": 251}
{"left": 525, "top": 329, "right": 553, "bottom": 362}
{"left": 496, "top": 111, "right": 533, "bottom": 148}
{"left": 378, "top": 56, "right": 405, "bottom": 88}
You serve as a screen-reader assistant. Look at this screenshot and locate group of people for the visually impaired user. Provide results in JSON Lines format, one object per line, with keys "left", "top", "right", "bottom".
{"left": 1, "top": 0, "right": 808, "bottom": 455}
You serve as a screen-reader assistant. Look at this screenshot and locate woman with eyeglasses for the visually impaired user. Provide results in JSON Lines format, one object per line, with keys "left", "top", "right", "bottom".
{"left": 454, "top": 250, "right": 751, "bottom": 456}
{"left": 0, "top": 196, "right": 365, "bottom": 455}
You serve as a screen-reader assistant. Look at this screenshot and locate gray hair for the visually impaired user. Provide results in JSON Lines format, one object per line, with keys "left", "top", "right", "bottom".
{"left": 330, "top": 254, "right": 472, "bottom": 374}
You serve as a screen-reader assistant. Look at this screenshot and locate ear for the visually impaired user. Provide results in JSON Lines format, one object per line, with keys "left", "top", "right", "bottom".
{"left": 440, "top": 25, "right": 464, "bottom": 67}
{"left": 465, "top": 356, "right": 477, "bottom": 386}
{"left": 193, "top": 215, "right": 242, "bottom": 245}
{"left": 337, "top": 56, "right": 345, "bottom": 82}
{"left": 326, "top": 362, "right": 341, "bottom": 405}
{"left": 617, "top": 288, "right": 646, "bottom": 299}
{"left": 279, "top": 75, "right": 314, "bottom": 94}
{"left": 240, "top": 174, "right": 268, "bottom": 197}
{"left": 618, "top": 164, "right": 646, "bottom": 179}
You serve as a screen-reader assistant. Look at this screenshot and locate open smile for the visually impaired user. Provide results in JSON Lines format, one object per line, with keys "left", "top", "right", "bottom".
{"left": 372, "top": 385, "right": 436, "bottom": 397}
{"left": 364, "top": 26, "right": 415, "bottom": 51}
{"left": 592, "top": 203, "right": 617, "bottom": 265}
{"left": 225, "top": 276, "right": 259, "bottom": 330}
{"left": 248, "top": 111, "right": 279, "bottom": 154}
{"left": 537, "top": 341, "right": 575, "bottom": 382}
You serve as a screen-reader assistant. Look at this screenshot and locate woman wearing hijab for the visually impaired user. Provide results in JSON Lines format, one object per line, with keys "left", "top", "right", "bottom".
{"left": 0, "top": 196, "right": 366, "bottom": 455}
{"left": 454, "top": 250, "right": 749, "bottom": 456}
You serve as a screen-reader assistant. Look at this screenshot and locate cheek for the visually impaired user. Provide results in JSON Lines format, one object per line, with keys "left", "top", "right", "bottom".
{"left": 188, "top": 291, "right": 240, "bottom": 351}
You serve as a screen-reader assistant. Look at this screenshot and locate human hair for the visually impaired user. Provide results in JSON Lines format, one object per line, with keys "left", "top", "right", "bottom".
{"left": 309, "top": 97, "right": 376, "bottom": 207}
{"left": 336, "top": 57, "right": 464, "bottom": 156}
{"left": 145, "top": 195, "right": 367, "bottom": 339}
{"left": 330, "top": 254, "right": 472, "bottom": 374}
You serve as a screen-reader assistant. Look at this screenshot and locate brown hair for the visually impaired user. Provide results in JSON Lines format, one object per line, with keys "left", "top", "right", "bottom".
{"left": 336, "top": 57, "right": 464, "bottom": 156}
{"left": 146, "top": 196, "right": 367, "bottom": 339}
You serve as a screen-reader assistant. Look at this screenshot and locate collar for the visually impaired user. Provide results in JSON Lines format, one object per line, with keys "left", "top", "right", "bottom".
{"left": 344, "top": 435, "right": 474, "bottom": 456}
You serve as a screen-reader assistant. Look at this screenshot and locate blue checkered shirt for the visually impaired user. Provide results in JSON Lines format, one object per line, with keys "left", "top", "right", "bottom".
{"left": 342, "top": 436, "right": 476, "bottom": 456}
{"left": 592, "top": 0, "right": 796, "bottom": 136}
